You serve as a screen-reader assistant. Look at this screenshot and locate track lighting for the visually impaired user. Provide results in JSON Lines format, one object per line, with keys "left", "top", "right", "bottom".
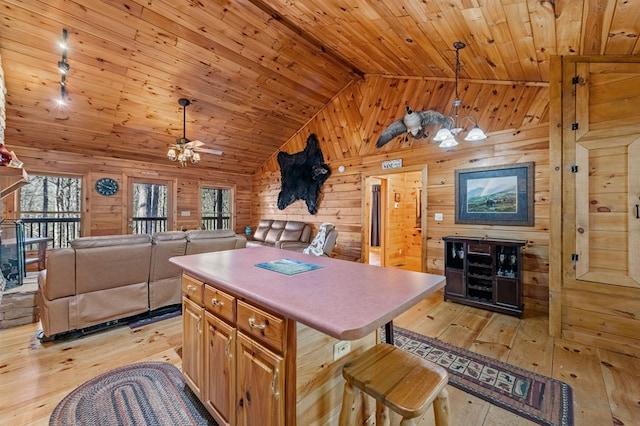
{"left": 57, "top": 60, "right": 69, "bottom": 74}
{"left": 57, "top": 29, "right": 69, "bottom": 104}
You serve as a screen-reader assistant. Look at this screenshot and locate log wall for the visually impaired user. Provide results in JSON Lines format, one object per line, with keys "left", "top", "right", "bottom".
{"left": 252, "top": 76, "right": 551, "bottom": 313}
{"left": 1, "top": 148, "right": 252, "bottom": 237}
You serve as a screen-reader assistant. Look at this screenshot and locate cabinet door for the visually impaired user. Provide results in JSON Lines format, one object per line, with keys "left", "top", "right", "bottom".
{"left": 495, "top": 277, "right": 520, "bottom": 308}
{"left": 204, "top": 311, "right": 236, "bottom": 426}
{"left": 183, "top": 297, "right": 203, "bottom": 397}
{"left": 236, "top": 332, "right": 285, "bottom": 426}
{"left": 445, "top": 269, "right": 465, "bottom": 297}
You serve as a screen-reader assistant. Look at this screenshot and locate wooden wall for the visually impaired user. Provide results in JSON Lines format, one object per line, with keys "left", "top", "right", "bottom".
{"left": 2, "top": 148, "right": 252, "bottom": 237}
{"left": 252, "top": 75, "right": 551, "bottom": 313}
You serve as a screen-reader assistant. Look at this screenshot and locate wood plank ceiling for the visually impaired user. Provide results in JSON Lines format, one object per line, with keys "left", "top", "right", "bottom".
{"left": 1, "top": 0, "right": 639, "bottom": 175}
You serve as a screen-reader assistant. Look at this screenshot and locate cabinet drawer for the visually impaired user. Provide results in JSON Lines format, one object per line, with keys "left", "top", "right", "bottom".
{"left": 204, "top": 285, "right": 236, "bottom": 323}
{"left": 182, "top": 274, "right": 204, "bottom": 306}
{"left": 468, "top": 244, "right": 491, "bottom": 255}
{"left": 237, "top": 300, "right": 285, "bottom": 353}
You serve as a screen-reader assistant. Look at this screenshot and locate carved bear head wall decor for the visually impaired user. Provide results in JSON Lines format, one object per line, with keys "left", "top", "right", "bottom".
{"left": 277, "top": 133, "right": 331, "bottom": 215}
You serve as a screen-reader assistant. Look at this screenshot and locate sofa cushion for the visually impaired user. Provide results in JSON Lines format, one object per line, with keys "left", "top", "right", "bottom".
{"left": 280, "top": 221, "right": 308, "bottom": 242}
{"left": 38, "top": 248, "right": 75, "bottom": 300}
{"left": 185, "top": 230, "right": 247, "bottom": 255}
{"left": 151, "top": 232, "right": 188, "bottom": 280}
{"left": 253, "top": 219, "right": 273, "bottom": 242}
{"left": 71, "top": 234, "right": 151, "bottom": 249}
{"left": 149, "top": 232, "right": 189, "bottom": 310}
{"left": 152, "top": 230, "right": 187, "bottom": 242}
{"left": 186, "top": 229, "right": 236, "bottom": 240}
{"left": 265, "top": 228, "right": 283, "bottom": 244}
{"left": 75, "top": 242, "right": 152, "bottom": 294}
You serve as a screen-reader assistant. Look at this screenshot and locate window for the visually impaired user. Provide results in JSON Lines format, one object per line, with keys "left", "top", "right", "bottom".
{"left": 201, "top": 187, "right": 232, "bottom": 230}
{"left": 19, "top": 175, "right": 82, "bottom": 248}
{"left": 131, "top": 181, "right": 169, "bottom": 235}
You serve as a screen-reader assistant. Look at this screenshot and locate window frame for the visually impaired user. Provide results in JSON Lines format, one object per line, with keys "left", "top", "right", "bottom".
{"left": 17, "top": 172, "right": 83, "bottom": 248}
{"left": 200, "top": 184, "right": 235, "bottom": 231}
{"left": 127, "top": 176, "right": 174, "bottom": 235}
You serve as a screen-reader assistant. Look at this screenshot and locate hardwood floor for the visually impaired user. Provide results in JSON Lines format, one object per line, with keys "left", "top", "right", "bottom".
{"left": 0, "top": 292, "right": 637, "bottom": 425}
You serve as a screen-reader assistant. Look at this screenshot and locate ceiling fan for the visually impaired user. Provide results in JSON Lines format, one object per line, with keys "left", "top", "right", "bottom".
{"left": 167, "top": 98, "right": 223, "bottom": 167}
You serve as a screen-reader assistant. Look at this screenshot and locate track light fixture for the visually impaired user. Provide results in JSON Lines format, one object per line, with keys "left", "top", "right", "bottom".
{"left": 57, "top": 29, "right": 69, "bottom": 104}
{"left": 432, "top": 41, "right": 487, "bottom": 148}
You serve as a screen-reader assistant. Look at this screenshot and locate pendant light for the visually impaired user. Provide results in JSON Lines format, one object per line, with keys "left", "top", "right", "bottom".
{"left": 433, "top": 41, "right": 487, "bottom": 148}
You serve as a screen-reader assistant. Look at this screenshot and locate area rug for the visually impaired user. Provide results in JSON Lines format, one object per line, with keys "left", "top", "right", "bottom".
{"left": 50, "top": 361, "right": 217, "bottom": 426}
{"left": 388, "top": 327, "right": 573, "bottom": 426}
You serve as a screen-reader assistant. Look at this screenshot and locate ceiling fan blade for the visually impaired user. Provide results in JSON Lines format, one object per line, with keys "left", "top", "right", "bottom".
{"left": 197, "top": 148, "right": 224, "bottom": 155}
{"left": 186, "top": 140, "right": 205, "bottom": 149}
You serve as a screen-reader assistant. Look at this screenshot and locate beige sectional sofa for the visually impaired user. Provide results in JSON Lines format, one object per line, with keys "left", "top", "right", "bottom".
{"left": 246, "top": 219, "right": 312, "bottom": 249}
{"left": 38, "top": 230, "right": 246, "bottom": 339}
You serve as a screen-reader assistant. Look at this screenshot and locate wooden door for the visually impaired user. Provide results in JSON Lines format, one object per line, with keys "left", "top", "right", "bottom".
{"left": 560, "top": 58, "right": 640, "bottom": 354}
{"left": 236, "top": 332, "right": 285, "bottom": 426}
{"left": 204, "top": 311, "right": 236, "bottom": 426}
{"left": 565, "top": 61, "right": 640, "bottom": 287}
{"left": 182, "top": 297, "right": 203, "bottom": 397}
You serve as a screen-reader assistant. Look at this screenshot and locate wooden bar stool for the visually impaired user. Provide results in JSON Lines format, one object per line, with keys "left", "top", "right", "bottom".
{"left": 339, "top": 343, "right": 450, "bottom": 426}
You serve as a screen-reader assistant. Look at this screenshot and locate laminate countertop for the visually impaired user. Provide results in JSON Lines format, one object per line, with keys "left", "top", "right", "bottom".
{"left": 170, "top": 246, "right": 445, "bottom": 340}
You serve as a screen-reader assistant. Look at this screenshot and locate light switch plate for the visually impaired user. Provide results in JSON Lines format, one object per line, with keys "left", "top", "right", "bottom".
{"left": 435, "top": 213, "right": 443, "bottom": 221}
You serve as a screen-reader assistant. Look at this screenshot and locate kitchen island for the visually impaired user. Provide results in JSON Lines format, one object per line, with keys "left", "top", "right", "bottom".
{"left": 170, "top": 247, "right": 445, "bottom": 425}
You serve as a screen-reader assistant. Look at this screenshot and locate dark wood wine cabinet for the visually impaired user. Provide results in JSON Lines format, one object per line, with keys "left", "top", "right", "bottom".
{"left": 442, "top": 236, "right": 526, "bottom": 317}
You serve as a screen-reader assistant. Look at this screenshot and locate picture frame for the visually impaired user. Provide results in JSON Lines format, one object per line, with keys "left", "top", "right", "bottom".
{"left": 455, "top": 162, "right": 534, "bottom": 226}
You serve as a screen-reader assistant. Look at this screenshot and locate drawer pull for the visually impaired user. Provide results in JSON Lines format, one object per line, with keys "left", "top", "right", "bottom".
{"left": 196, "top": 315, "right": 202, "bottom": 335}
{"left": 186, "top": 285, "right": 196, "bottom": 293}
{"left": 271, "top": 367, "right": 280, "bottom": 400}
{"left": 248, "top": 317, "right": 267, "bottom": 330}
{"left": 225, "top": 334, "right": 233, "bottom": 360}
{"left": 211, "top": 297, "right": 224, "bottom": 307}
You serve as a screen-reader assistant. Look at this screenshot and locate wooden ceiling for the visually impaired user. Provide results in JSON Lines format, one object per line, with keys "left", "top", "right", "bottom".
{"left": 1, "top": 0, "right": 639, "bottom": 175}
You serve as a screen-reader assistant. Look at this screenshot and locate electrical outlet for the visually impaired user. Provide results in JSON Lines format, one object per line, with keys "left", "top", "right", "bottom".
{"left": 333, "top": 340, "right": 351, "bottom": 361}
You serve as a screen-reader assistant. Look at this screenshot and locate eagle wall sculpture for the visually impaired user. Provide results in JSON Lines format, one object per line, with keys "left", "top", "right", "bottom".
{"left": 376, "top": 105, "right": 451, "bottom": 147}
{"left": 277, "top": 133, "right": 331, "bottom": 215}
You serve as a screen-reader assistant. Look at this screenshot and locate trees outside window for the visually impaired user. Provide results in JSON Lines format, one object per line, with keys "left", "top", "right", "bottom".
{"left": 201, "top": 187, "right": 232, "bottom": 230}
{"left": 19, "top": 175, "right": 82, "bottom": 248}
{"left": 131, "top": 182, "right": 168, "bottom": 235}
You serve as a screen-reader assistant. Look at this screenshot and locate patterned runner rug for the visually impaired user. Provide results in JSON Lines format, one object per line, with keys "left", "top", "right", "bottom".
{"left": 389, "top": 327, "right": 574, "bottom": 426}
{"left": 50, "top": 362, "right": 217, "bottom": 426}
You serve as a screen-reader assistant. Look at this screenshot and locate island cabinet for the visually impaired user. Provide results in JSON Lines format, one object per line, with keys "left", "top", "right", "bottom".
{"left": 182, "top": 274, "right": 205, "bottom": 398}
{"left": 181, "top": 273, "right": 376, "bottom": 425}
{"left": 442, "top": 236, "right": 526, "bottom": 317}
{"left": 203, "top": 284, "right": 237, "bottom": 426}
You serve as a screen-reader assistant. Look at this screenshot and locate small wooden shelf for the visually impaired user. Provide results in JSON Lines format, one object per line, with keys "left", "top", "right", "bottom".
{"left": 0, "top": 167, "right": 29, "bottom": 200}
{"left": 442, "top": 236, "right": 526, "bottom": 317}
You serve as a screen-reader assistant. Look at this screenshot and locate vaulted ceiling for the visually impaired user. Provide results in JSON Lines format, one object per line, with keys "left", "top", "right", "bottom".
{"left": 1, "top": 1, "right": 638, "bottom": 174}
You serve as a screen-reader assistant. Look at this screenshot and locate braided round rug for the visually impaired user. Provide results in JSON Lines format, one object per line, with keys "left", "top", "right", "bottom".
{"left": 50, "top": 361, "right": 217, "bottom": 425}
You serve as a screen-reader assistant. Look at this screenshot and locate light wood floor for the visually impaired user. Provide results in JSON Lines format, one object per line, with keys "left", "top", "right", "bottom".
{"left": 0, "top": 292, "right": 637, "bottom": 425}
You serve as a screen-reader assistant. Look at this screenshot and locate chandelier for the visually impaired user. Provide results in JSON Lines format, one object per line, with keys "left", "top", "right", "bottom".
{"left": 433, "top": 41, "right": 487, "bottom": 148}
{"left": 167, "top": 98, "right": 200, "bottom": 167}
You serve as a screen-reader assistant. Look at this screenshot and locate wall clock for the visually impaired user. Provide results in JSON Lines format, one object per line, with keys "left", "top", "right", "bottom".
{"left": 95, "top": 177, "right": 119, "bottom": 196}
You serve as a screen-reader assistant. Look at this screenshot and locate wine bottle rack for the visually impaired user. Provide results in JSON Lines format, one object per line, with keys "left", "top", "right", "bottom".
{"left": 442, "top": 236, "right": 526, "bottom": 317}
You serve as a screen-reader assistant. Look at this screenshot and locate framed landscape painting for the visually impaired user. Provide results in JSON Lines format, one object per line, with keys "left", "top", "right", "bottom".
{"left": 455, "top": 162, "right": 534, "bottom": 226}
